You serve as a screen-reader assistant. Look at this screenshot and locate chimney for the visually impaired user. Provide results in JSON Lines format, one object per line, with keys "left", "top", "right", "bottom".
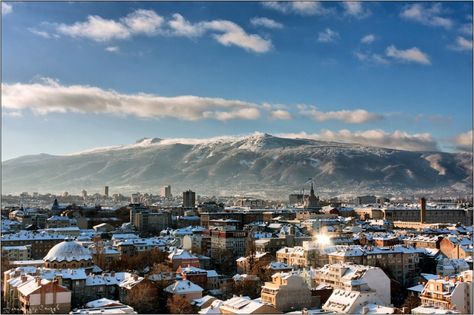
{"left": 420, "top": 197, "right": 427, "bottom": 223}
{"left": 111, "top": 271, "right": 115, "bottom": 277}
{"left": 21, "top": 275, "right": 28, "bottom": 283}
{"left": 35, "top": 276, "right": 42, "bottom": 285}
{"left": 55, "top": 275, "right": 63, "bottom": 286}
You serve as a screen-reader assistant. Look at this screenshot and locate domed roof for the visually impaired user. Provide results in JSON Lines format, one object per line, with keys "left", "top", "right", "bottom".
{"left": 44, "top": 240, "right": 92, "bottom": 262}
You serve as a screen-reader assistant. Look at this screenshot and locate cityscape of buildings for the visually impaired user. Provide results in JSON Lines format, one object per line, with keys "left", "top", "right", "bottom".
{"left": 2, "top": 0, "right": 473, "bottom": 314}
{"left": 1, "top": 183, "right": 473, "bottom": 314}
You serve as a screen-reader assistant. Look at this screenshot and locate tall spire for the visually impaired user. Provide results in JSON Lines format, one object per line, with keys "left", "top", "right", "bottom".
{"left": 310, "top": 182, "right": 315, "bottom": 196}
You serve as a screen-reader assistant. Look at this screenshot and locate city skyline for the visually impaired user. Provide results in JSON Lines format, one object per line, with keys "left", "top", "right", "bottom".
{"left": 2, "top": 1, "right": 473, "bottom": 160}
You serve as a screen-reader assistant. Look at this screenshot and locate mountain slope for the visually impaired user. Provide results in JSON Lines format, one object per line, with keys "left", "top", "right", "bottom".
{"left": 2, "top": 134, "right": 472, "bottom": 197}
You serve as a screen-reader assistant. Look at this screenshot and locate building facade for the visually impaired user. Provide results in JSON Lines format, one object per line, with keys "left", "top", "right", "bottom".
{"left": 260, "top": 272, "right": 312, "bottom": 312}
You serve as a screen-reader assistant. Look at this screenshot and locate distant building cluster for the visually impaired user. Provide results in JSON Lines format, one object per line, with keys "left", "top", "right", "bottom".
{"left": 1, "top": 187, "right": 473, "bottom": 314}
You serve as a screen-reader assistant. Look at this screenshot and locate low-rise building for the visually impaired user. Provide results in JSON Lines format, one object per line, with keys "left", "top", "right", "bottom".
{"left": 419, "top": 270, "right": 472, "bottom": 314}
{"left": 322, "top": 284, "right": 387, "bottom": 314}
{"left": 17, "top": 277, "right": 71, "bottom": 314}
{"left": 168, "top": 249, "right": 200, "bottom": 270}
{"left": 1, "top": 231, "right": 66, "bottom": 259}
{"left": 93, "top": 223, "right": 114, "bottom": 233}
{"left": 70, "top": 298, "right": 137, "bottom": 314}
{"left": 46, "top": 215, "right": 77, "bottom": 229}
{"left": 2, "top": 245, "right": 32, "bottom": 261}
{"left": 219, "top": 295, "right": 280, "bottom": 314}
{"left": 115, "top": 237, "right": 167, "bottom": 257}
{"left": 436, "top": 258, "right": 470, "bottom": 277}
{"left": 311, "top": 263, "right": 391, "bottom": 305}
{"left": 402, "top": 235, "right": 442, "bottom": 249}
{"left": 439, "top": 236, "right": 473, "bottom": 260}
{"left": 177, "top": 265, "right": 219, "bottom": 290}
{"left": 164, "top": 279, "right": 203, "bottom": 302}
{"left": 260, "top": 272, "right": 312, "bottom": 312}
{"left": 236, "top": 252, "right": 272, "bottom": 274}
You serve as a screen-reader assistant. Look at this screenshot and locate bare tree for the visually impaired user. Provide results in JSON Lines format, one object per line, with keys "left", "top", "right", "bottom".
{"left": 401, "top": 294, "right": 421, "bottom": 314}
{"left": 151, "top": 262, "right": 171, "bottom": 274}
{"left": 234, "top": 279, "right": 261, "bottom": 299}
{"left": 166, "top": 295, "right": 195, "bottom": 314}
{"left": 127, "top": 280, "right": 160, "bottom": 314}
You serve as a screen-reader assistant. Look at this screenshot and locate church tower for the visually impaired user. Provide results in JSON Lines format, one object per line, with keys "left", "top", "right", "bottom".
{"left": 304, "top": 182, "right": 321, "bottom": 210}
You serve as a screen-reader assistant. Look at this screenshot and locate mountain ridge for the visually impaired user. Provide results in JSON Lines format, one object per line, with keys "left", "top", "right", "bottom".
{"left": 2, "top": 134, "right": 472, "bottom": 198}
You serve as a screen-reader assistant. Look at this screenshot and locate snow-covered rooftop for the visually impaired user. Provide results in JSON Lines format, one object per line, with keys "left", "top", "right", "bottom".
{"left": 43, "top": 240, "right": 92, "bottom": 262}
{"left": 165, "top": 279, "right": 203, "bottom": 294}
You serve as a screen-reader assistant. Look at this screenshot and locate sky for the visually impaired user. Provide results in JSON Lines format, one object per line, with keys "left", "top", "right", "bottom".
{"left": 2, "top": 1, "right": 473, "bottom": 160}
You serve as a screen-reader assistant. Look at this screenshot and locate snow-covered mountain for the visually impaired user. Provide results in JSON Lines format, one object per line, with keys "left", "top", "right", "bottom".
{"left": 2, "top": 133, "right": 472, "bottom": 198}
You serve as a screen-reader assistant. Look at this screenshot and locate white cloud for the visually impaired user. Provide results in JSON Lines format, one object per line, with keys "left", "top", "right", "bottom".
{"left": 278, "top": 129, "right": 439, "bottom": 151}
{"left": 299, "top": 105, "right": 383, "bottom": 124}
{"left": 28, "top": 28, "right": 53, "bottom": 39}
{"left": 400, "top": 3, "right": 452, "bottom": 29}
{"left": 318, "top": 28, "right": 339, "bottom": 43}
{"left": 250, "top": 17, "right": 283, "bottom": 29}
{"left": 1, "top": 78, "right": 262, "bottom": 121}
{"left": 450, "top": 36, "right": 473, "bottom": 51}
{"left": 413, "top": 113, "right": 452, "bottom": 124}
{"left": 459, "top": 23, "right": 473, "bottom": 35}
{"left": 121, "top": 9, "right": 164, "bottom": 35}
{"left": 262, "top": 1, "right": 331, "bottom": 16}
{"left": 2, "top": 2, "right": 12, "bottom": 16}
{"left": 341, "top": 2, "right": 371, "bottom": 19}
{"left": 203, "top": 20, "right": 272, "bottom": 53}
{"left": 2, "top": 110, "right": 22, "bottom": 118}
{"left": 455, "top": 130, "right": 473, "bottom": 152}
{"left": 360, "top": 34, "right": 375, "bottom": 44}
{"left": 270, "top": 109, "right": 293, "bottom": 120}
{"left": 51, "top": 9, "right": 271, "bottom": 53}
{"left": 354, "top": 51, "right": 389, "bottom": 65}
{"left": 105, "top": 46, "right": 119, "bottom": 53}
{"left": 385, "top": 45, "right": 431, "bottom": 65}
{"left": 168, "top": 13, "right": 206, "bottom": 37}
{"left": 57, "top": 15, "right": 131, "bottom": 41}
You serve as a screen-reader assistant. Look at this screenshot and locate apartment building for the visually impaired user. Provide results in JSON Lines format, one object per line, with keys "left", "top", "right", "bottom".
{"left": 323, "top": 284, "right": 389, "bottom": 314}
{"left": 260, "top": 272, "right": 312, "bottom": 312}
{"left": 439, "top": 236, "right": 473, "bottom": 259}
{"left": 1, "top": 231, "right": 65, "bottom": 259}
{"left": 419, "top": 271, "right": 472, "bottom": 314}
{"left": 1, "top": 245, "right": 32, "bottom": 261}
{"left": 210, "top": 230, "right": 247, "bottom": 262}
{"left": 327, "top": 245, "right": 425, "bottom": 286}
{"left": 311, "top": 262, "right": 391, "bottom": 305}
{"left": 17, "top": 277, "right": 71, "bottom": 314}
{"left": 236, "top": 252, "right": 272, "bottom": 274}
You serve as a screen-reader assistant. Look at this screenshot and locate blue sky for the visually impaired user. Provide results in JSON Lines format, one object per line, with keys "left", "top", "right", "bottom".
{"left": 2, "top": 1, "right": 473, "bottom": 160}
